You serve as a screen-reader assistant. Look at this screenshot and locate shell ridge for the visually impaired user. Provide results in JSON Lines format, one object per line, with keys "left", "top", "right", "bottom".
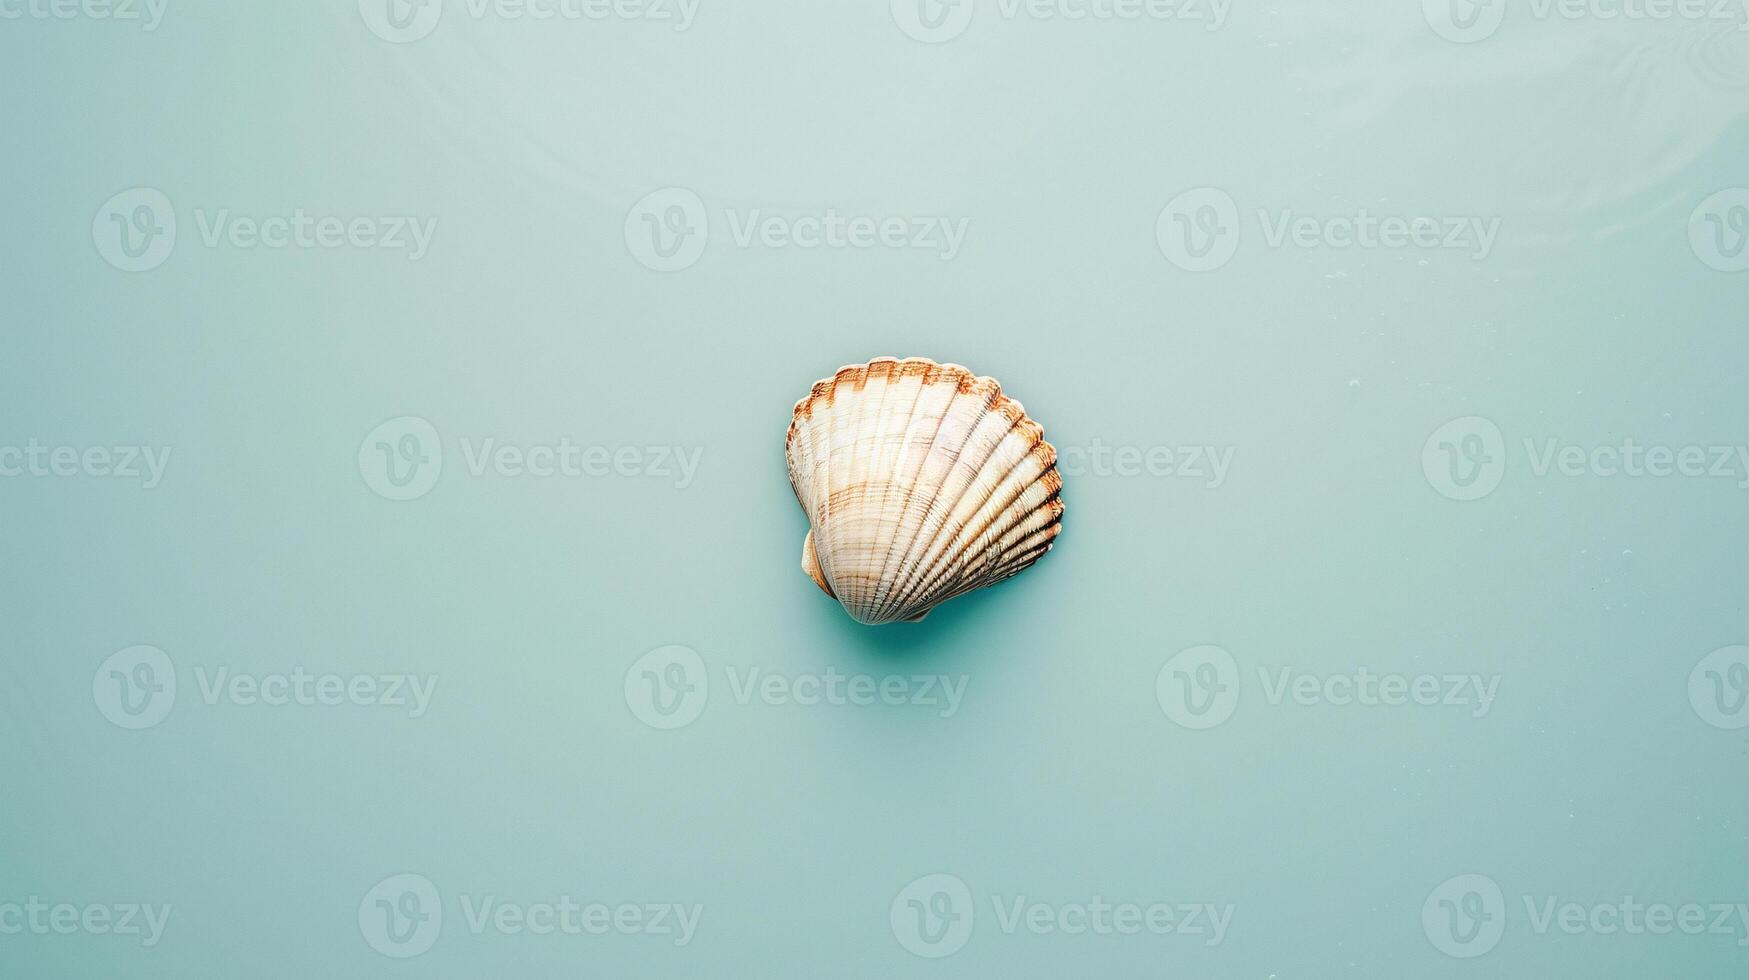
{"left": 948, "top": 447, "right": 1060, "bottom": 589}
{"left": 788, "top": 394, "right": 823, "bottom": 524}
{"left": 878, "top": 382, "right": 1022, "bottom": 619}
{"left": 898, "top": 423, "right": 1047, "bottom": 610}
{"left": 933, "top": 535, "right": 1054, "bottom": 606}
{"left": 839, "top": 360, "right": 896, "bottom": 611}
{"left": 937, "top": 499, "right": 1062, "bottom": 600}
{"left": 865, "top": 368, "right": 966, "bottom": 623}
{"left": 882, "top": 398, "right": 1028, "bottom": 615}
{"left": 822, "top": 364, "right": 878, "bottom": 600}
{"left": 812, "top": 366, "right": 859, "bottom": 599}
{"left": 823, "top": 361, "right": 889, "bottom": 610}
{"left": 867, "top": 385, "right": 972, "bottom": 623}
{"left": 794, "top": 386, "right": 832, "bottom": 521}
{"left": 871, "top": 378, "right": 999, "bottom": 622}
{"left": 835, "top": 364, "right": 874, "bottom": 610}
{"left": 799, "top": 384, "right": 833, "bottom": 593}
{"left": 958, "top": 495, "right": 1062, "bottom": 594}
{"left": 922, "top": 464, "right": 1061, "bottom": 602}
{"left": 907, "top": 415, "right": 1045, "bottom": 603}
{"left": 863, "top": 360, "right": 933, "bottom": 621}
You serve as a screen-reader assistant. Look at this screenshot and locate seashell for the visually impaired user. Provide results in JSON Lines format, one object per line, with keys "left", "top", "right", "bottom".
{"left": 785, "top": 356, "right": 1064, "bottom": 625}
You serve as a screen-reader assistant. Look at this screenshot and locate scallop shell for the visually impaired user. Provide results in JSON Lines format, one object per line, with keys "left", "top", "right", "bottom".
{"left": 785, "top": 356, "right": 1064, "bottom": 625}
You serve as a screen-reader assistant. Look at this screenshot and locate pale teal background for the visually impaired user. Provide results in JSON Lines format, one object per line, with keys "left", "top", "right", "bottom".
{"left": 3, "top": 0, "right": 1748, "bottom": 976}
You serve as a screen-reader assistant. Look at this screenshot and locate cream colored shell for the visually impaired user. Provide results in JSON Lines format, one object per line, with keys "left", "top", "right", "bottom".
{"left": 785, "top": 357, "right": 1063, "bottom": 624}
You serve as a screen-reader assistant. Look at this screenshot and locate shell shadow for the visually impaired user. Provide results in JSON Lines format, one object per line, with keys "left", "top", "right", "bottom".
{"left": 806, "top": 578, "right": 1025, "bottom": 669}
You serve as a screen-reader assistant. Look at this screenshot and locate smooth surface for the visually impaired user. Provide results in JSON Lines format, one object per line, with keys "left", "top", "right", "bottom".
{"left": 3, "top": 2, "right": 1748, "bottom": 977}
